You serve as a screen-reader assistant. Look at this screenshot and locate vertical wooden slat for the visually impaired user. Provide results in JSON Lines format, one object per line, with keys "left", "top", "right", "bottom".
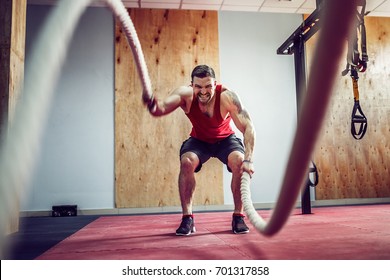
{"left": 115, "top": 9, "right": 223, "bottom": 208}
{"left": 0, "top": 0, "right": 27, "bottom": 233}
{"left": 0, "top": 0, "right": 12, "bottom": 134}
{"left": 8, "top": 0, "right": 26, "bottom": 120}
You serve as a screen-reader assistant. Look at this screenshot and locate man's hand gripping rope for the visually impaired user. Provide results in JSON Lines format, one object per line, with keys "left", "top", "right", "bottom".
{"left": 143, "top": 91, "right": 157, "bottom": 113}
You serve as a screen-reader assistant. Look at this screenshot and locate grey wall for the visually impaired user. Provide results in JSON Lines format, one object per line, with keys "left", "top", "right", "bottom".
{"left": 22, "top": 6, "right": 301, "bottom": 212}
{"left": 22, "top": 6, "right": 115, "bottom": 211}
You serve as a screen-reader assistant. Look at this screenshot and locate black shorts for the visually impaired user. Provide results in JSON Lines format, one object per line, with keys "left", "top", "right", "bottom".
{"left": 179, "top": 134, "right": 245, "bottom": 173}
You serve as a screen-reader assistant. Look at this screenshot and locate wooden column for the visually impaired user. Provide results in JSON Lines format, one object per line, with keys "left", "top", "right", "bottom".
{"left": 0, "top": 0, "right": 27, "bottom": 234}
{"left": 0, "top": 0, "right": 12, "bottom": 133}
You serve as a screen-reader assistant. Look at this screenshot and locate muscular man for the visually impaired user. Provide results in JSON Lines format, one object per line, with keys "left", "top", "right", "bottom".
{"left": 144, "top": 65, "right": 255, "bottom": 235}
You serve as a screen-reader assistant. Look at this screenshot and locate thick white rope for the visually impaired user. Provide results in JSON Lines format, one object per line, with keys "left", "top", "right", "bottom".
{"left": 0, "top": 0, "right": 151, "bottom": 258}
{"left": 105, "top": 0, "right": 152, "bottom": 99}
{"left": 241, "top": 0, "right": 358, "bottom": 236}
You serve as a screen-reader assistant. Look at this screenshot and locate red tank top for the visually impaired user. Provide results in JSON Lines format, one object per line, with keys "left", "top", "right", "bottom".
{"left": 186, "top": 84, "right": 234, "bottom": 143}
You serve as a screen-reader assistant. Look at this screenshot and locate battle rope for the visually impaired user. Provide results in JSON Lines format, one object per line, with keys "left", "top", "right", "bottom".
{"left": 0, "top": 0, "right": 151, "bottom": 257}
{"left": 342, "top": 0, "right": 368, "bottom": 140}
{"left": 241, "top": 0, "right": 358, "bottom": 236}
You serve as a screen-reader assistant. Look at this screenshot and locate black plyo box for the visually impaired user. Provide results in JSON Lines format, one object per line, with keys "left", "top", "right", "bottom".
{"left": 52, "top": 205, "right": 77, "bottom": 217}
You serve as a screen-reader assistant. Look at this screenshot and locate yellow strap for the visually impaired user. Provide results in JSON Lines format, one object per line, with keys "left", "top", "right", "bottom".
{"left": 352, "top": 77, "right": 359, "bottom": 101}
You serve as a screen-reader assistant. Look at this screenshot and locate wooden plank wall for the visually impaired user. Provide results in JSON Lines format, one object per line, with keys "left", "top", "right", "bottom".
{"left": 0, "top": 0, "right": 27, "bottom": 233}
{"left": 306, "top": 16, "right": 390, "bottom": 200}
{"left": 8, "top": 0, "right": 26, "bottom": 120}
{"left": 115, "top": 9, "right": 223, "bottom": 208}
{"left": 0, "top": 0, "right": 12, "bottom": 142}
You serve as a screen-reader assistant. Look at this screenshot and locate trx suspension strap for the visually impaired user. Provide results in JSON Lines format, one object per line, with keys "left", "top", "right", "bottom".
{"left": 342, "top": 0, "right": 368, "bottom": 140}
{"left": 350, "top": 69, "right": 367, "bottom": 139}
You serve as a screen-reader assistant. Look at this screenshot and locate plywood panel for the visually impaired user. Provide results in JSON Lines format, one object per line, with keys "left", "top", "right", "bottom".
{"left": 115, "top": 9, "right": 223, "bottom": 208}
{"left": 0, "top": 0, "right": 27, "bottom": 234}
{"left": 307, "top": 16, "right": 390, "bottom": 199}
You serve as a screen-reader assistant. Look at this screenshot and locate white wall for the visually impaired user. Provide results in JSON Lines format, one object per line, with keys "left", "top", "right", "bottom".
{"left": 218, "top": 11, "right": 300, "bottom": 205}
{"left": 22, "top": 6, "right": 301, "bottom": 212}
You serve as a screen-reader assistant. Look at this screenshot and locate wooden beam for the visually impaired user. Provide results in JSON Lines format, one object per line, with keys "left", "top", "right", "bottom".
{"left": 0, "top": 0, "right": 27, "bottom": 234}
{"left": 0, "top": 0, "right": 12, "bottom": 135}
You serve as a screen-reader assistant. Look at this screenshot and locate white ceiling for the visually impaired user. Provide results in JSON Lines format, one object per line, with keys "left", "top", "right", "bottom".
{"left": 28, "top": 0, "right": 390, "bottom": 17}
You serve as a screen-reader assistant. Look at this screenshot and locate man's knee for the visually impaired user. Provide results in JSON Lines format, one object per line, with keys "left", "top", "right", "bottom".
{"left": 227, "top": 151, "right": 244, "bottom": 173}
{"left": 180, "top": 153, "right": 199, "bottom": 173}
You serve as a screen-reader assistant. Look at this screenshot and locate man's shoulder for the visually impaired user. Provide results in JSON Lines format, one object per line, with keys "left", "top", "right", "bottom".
{"left": 220, "top": 86, "right": 233, "bottom": 100}
{"left": 174, "top": 85, "right": 193, "bottom": 97}
{"left": 219, "top": 85, "right": 232, "bottom": 95}
{"left": 174, "top": 86, "right": 193, "bottom": 113}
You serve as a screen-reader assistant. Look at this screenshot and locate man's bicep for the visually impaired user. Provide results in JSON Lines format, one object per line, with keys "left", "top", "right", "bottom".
{"left": 233, "top": 110, "right": 252, "bottom": 133}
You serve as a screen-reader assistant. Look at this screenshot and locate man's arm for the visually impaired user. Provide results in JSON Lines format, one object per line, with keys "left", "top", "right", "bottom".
{"left": 144, "top": 86, "right": 191, "bottom": 117}
{"left": 222, "top": 90, "right": 256, "bottom": 174}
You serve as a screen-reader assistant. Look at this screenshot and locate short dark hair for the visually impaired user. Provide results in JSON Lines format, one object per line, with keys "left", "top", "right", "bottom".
{"left": 191, "top": 65, "right": 216, "bottom": 82}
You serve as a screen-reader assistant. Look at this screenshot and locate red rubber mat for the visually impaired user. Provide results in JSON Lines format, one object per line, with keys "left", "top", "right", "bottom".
{"left": 36, "top": 204, "right": 390, "bottom": 260}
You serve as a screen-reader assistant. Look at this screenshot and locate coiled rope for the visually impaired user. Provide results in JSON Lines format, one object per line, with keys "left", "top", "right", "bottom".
{"left": 240, "top": 0, "right": 358, "bottom": 236}
{"left": 0, "top": 0, "right": 151, "bottom": 257}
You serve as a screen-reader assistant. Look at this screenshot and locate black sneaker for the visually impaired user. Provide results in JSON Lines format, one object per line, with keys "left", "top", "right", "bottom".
{"left": 176, "top": 215, "right": 196, "bottom": 236}
{"left": 232, "top": 214, "right": 249, "bottom": 234}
